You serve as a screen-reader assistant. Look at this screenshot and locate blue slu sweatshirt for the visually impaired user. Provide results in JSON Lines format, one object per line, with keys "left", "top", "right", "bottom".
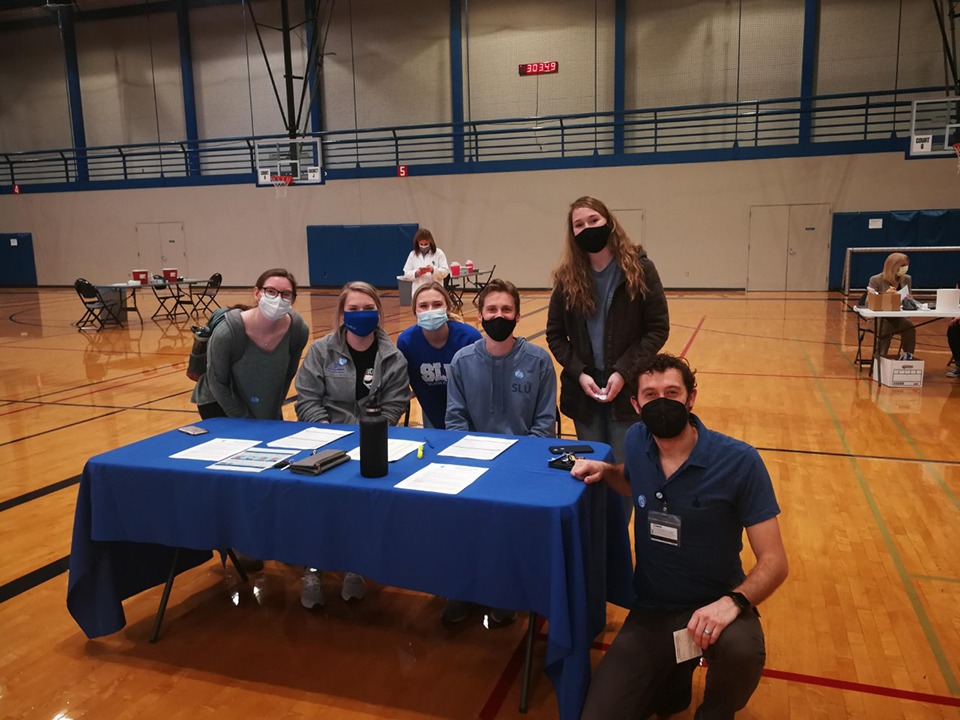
{"left": 445, "top": 337, "right": 558, "bottom": 437}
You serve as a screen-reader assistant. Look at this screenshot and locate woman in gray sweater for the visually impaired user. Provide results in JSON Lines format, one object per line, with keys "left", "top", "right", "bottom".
{"left": 192, "top": 268, "right": 309, "bottom": 420}
{"left": 294, "top": 280, "right": 409, "bottom": 608}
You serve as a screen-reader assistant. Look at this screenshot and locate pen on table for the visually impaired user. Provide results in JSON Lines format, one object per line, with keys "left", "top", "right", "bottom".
{"left": 422, "top": 437, "right": 434, "bottom": 448}
{"left": 417, "top": 444, "right": 424, "bottom": 460}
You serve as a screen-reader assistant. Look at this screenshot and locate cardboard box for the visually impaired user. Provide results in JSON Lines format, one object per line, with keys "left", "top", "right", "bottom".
{"left": 872, "top": 356, "right": 924, "bottom": 388}
{"left": 163, "top": 268, "right": 178, "bottom": 282}
{"left": 867, "top": 292, "right": 900, "bottom": 311}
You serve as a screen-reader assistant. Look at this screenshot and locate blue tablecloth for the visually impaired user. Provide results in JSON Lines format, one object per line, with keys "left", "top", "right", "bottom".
{"left": 67, "top": 418, "right": 634, "bottom": 719}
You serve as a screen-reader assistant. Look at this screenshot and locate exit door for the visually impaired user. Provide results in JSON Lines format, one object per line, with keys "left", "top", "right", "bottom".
{"left": 747, "top": 204, "right": 831, "bottom": 291}
{"left": 135, "top": 222, "right": 188, "bottom": 276}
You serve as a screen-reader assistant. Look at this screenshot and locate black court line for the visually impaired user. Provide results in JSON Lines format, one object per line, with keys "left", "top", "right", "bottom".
{"left": 0, "top": 397, "right": 195, "bottom": 414}
{"left": 0, "top": 555, "right": 70, "bottom": 604}
{"left": 0, "top": 390, "right": 191, "bottom": 448}
{"left": 21, "top": 362, "right": 184, "bottom": 402}
{"left": 756, "top": 445, "right": 960, "bottom": 467}
{"left": 0, "top": 475, "right": 81, "bottom": 513}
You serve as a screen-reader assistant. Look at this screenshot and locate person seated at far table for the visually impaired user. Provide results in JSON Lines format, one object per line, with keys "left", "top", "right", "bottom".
{"left": 868, "top": 252, "right": 916, "bottom": 360}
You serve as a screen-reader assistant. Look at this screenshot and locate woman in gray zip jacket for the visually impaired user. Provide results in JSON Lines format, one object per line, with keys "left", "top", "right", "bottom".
{"left": 294, "top": 281, "right": 409, "bottom": 609}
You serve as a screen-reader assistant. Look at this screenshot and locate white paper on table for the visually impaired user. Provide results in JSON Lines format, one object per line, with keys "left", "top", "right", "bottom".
{"left": 346, "top": 438, "right": 424, "bottom": 462}
{"left": 438, "top": 435, "right": 517, "bottom": 461}
{"left": 170, "top": 438, "right": 261, "bottom": 461}
{"left": 394, "top": 463, "right": 487, "bottom": 495}
{"left": 266, "top": 427, "right": 353, "bottom": 449}
{"left": 206, "top": 448, "right": 296, "bottom": 473}
{"left": 673, "top": 629, "right": 703, "bottom": 663}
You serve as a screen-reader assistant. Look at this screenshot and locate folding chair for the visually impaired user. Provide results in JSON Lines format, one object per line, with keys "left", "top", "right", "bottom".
{"left": 151, "top": 279, "right": 194, "bottom": 320}
{"left": 194, "top": 272, "right": 223, "bottom": 315}
{"left": 74, "top": 278, "right": 123, "bottom": 330}
{"left": 470, "top": 264, "right": 497, "bottom": 309}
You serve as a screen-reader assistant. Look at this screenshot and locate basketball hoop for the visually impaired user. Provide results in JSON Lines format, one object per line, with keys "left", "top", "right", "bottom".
{"left": 271, "top": 174, "right": 293, "bottom": 198}
{"left": 953, "top": 143, "right": 960, "bottom": 174}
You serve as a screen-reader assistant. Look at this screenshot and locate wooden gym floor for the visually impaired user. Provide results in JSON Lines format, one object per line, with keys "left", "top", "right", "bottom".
{"left": 0, "top": 286, "right": 958, "bottom": 719}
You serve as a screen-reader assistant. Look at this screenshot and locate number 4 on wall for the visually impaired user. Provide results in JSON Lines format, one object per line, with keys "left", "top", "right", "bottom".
{"left": 397, "top": 165, "right": 408, "bottom": 177}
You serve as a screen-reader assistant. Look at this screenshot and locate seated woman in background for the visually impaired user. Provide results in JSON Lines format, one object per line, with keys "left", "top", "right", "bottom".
{"left": 401, "top": 228, "right": 450, "bottom": 295}
{"left": 868, "top": 252, "right": 916, "bottom": 359}
{"left": 294, "top": 280, "right": 409, "bottom": 608}
{"left": 191, "top": 268, "right": 309, "bottom": 420}
{"left": 396, "top": 281, "right": 482, "bottom": 429}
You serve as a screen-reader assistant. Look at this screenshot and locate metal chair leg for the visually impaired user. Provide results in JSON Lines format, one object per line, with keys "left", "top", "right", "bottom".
{"left": 225, "top": 548, "right": 250, "bottom": 583}
{"left": 149, "top": 548, "right": 181, "bottom": 644}
{"left": 519, "top": 612, "right": 538, "bottom": 713}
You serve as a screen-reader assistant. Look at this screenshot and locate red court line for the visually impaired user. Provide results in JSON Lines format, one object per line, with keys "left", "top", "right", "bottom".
{"left": 0, "top": 367, "right": 184, "bottom": 418}
{"left": 582, "top": 637, "right": 960, "bottom": 707}
{"left": 679, "top": 316, "right": 706, "bottom": 358}
{"left": 479, "top": 631, "right": 960, "bottom": 717}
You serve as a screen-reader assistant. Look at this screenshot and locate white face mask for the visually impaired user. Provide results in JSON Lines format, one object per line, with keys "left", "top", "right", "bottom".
{"left": 897, "top": 265, "right": 909, "bottom": 277}
{"left": 259, "top": 293, "right": 291, "bottom": 321}
{"left": 419, "top": 245, "right": 432, "bottom": 254}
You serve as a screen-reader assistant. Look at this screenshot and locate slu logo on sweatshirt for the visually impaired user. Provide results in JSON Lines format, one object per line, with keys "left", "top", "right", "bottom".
{"left": 512, "top": 366, "right": 534, "bottom": 394}
{"left": 420, "top": 362, "right": 451, "bottom": 386}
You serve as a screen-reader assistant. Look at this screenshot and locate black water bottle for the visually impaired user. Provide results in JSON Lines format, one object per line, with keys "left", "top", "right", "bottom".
{"left": 359, "top": 403, "right": 388, "bottom": 478}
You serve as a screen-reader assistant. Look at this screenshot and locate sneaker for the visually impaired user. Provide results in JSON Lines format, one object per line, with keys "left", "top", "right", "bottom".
{"left": 947, "top": 367, "right": 960, "bottom": 378}
{"left": 300, "top": 569, "right": 325, "bottom": 609}
{"left": 489, "top": 607, "right": 517, "bottom": 625}
{"left": 341, "top": 572, "right": 366, "bottom": 601}
{"left": 441, "top": 599, "right": 472, "bottom": 623}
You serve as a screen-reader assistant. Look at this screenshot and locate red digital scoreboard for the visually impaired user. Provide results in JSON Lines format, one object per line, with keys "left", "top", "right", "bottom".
{"left": 519, "top": 61, "right": 558, "bottom": 76}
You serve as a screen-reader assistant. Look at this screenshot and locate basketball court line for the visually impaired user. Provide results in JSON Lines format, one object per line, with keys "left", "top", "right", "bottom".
{"left": 0, "top": 390, "right": 189, "bottom": 448}
{"left": 0, "top": 475, "right": 81, "bottom": 513}
{"left": 797, "top": 340, "right": 960, "bottom": 697}
{"left": 0, "top": 555, "right": 70, "bottom": 604}
{"left": 0, "top": 397, "right": 195, "bottom": 414}
{"left": 678, "top": 315, "right": 705, "bottom": 358}
{"left": 828, "top": 340, "right": 960, "bottom": 514}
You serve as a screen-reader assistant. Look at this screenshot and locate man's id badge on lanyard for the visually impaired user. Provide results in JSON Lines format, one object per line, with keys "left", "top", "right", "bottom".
{"left": 648, "top": 510, "right": 681, "bottom": 547}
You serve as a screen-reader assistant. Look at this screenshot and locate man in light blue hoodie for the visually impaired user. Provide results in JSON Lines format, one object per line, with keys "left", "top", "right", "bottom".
{"left": 446, "top": 278, "right": 558, "bottom": 438}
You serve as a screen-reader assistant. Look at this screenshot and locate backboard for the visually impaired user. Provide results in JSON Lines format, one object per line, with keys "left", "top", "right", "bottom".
{"left": 253, "top": 137, "right": 323, "bottom": 186}
{"left": 909, "top": 97, "right": 960, "bottom": 157}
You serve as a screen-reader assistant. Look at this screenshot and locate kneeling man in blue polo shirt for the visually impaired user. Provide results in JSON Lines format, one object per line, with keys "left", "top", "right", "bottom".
{"left": 572, "top": 353, "right": 788, "bottom": 720}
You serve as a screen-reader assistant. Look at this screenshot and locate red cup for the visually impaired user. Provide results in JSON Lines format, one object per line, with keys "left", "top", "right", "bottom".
{"left": 451, "top": 262, "right": 461, "bottom": 277}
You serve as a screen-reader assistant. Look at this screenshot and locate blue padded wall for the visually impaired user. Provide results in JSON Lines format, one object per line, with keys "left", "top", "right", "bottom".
{"left": 307, "top": 224, "right": 418, "bottom": 288}
{"left": 829, "top": 211, "right": 960, "bottom": 290}
{"left": 0, "top": 233, "right": 38, "bottom": 286}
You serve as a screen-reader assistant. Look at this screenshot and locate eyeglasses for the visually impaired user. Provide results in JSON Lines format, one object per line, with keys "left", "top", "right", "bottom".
{"left": 260, "top": 286, "right": 295, "bottom": 301}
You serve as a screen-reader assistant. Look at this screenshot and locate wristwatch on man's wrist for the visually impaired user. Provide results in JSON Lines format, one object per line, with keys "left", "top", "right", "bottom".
{"left": 726, "top": 591, "right": 751, "bottom": 612}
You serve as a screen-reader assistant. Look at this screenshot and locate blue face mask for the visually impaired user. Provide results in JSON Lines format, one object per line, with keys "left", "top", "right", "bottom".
{"left": 343, "top": 310, "right": 379, "bottom": 337}
{"left": 417, "top": 308, "right": 448, "bottom": 332}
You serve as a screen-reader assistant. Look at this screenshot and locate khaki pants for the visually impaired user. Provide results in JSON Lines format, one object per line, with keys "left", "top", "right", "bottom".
{"left": 581, "top": 606, "right": 766, "bottom": 720}
{"left": 878, "top": 318, "right": 916, "bottom": 356}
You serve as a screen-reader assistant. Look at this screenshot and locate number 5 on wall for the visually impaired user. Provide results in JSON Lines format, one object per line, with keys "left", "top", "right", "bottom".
{"left": 397, "top": 165, "right": 408, "bottom": 177}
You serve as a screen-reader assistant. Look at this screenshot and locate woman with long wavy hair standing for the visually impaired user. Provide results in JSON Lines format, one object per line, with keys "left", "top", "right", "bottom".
{"left": 546, "top": 197, "right": 670, "bottom": 517}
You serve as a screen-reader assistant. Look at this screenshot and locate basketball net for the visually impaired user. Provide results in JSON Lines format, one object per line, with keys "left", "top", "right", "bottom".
{"left": 953, "top": 144, "right": 960, "bottom": 174}
{"left": 271, "top": 174, "right": 293, "bottom": 198}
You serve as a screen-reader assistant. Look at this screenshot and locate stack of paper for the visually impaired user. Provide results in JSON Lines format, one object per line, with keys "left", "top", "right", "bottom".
{"left": 438, "top": 435, "right": 517, "bottom": 461}
{"left": 394, "top": 463, "right": 487, "bottom": 495}
{"left": 170, "top": 438, "right": 261, "bottom": 461}
{"left": 347, "top": 438, "right": 424, "bottom": 462}
{"left": 266, "top": 427, "right": 353, "bottom": 450}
